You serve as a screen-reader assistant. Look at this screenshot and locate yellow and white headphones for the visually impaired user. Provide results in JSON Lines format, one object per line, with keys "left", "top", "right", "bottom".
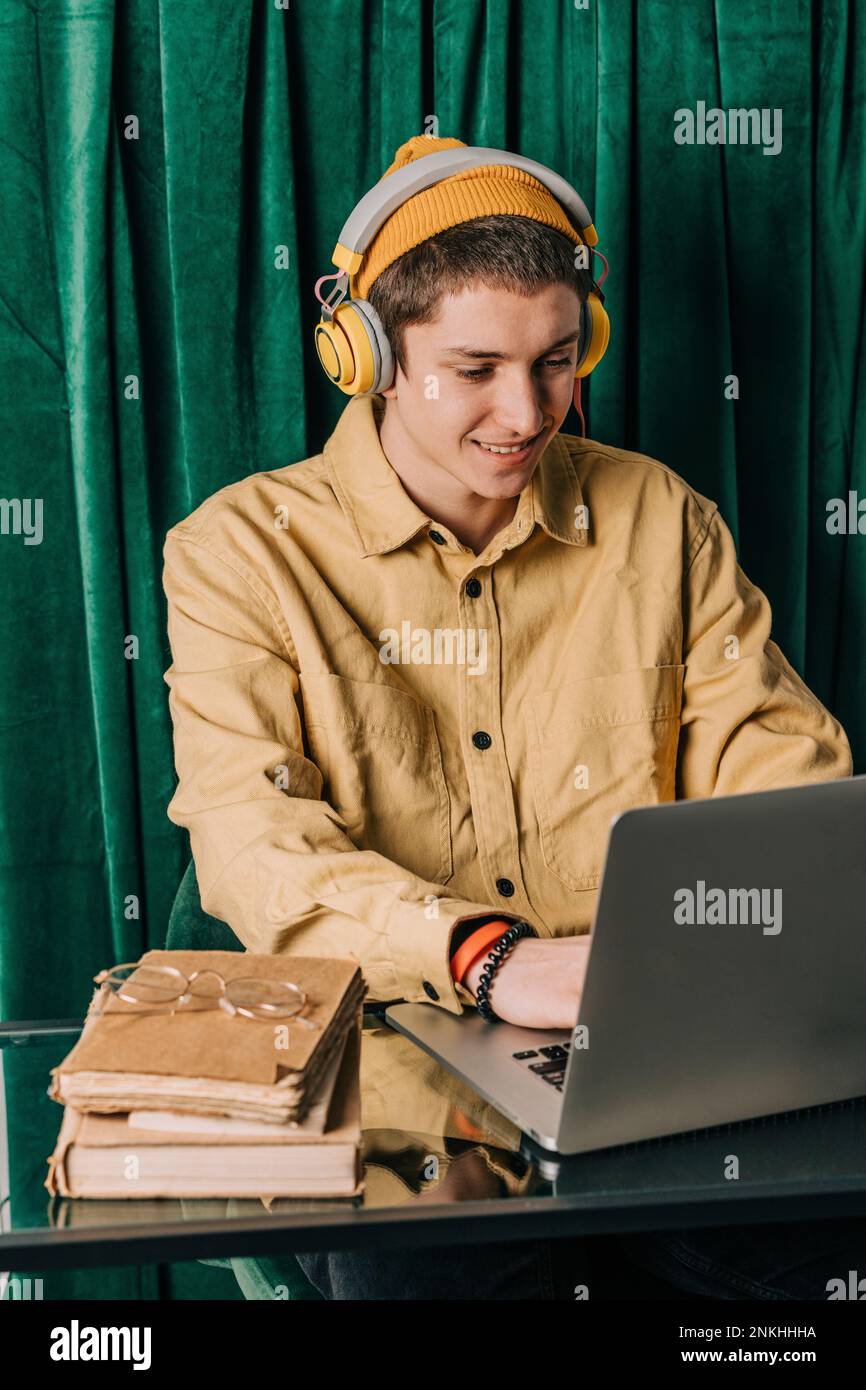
{"left": 313, "top": 145, "right": 610, "bottom": 397}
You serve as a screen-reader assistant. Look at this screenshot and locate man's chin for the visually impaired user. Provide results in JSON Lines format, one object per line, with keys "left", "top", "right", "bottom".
{"left": 465, "top": 445, "right": 538, "bottom": 490}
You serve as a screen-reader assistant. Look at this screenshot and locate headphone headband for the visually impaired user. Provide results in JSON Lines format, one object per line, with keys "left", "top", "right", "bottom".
{"left": 331, "top": 146, "right": 598, "bottom": 277}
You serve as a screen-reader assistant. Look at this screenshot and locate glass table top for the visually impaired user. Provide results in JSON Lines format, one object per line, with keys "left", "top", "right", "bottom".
{"left": 4, "top": 1013, "right": 866, "bottom": 1271}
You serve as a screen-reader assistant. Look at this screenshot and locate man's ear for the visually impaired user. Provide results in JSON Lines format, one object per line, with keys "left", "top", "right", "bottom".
{"left": 380, "top": 381, "right": 397, "bottom": 399}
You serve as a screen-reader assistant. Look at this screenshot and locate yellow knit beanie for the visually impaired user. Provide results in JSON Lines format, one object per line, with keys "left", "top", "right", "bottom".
{"left": 350, "top": 134, "right": 587, "bottom": 300}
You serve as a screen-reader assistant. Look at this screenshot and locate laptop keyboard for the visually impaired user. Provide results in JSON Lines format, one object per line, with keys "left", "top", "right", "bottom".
{"left": 512, "top": 1042, "right": 571, "bottom": 1092}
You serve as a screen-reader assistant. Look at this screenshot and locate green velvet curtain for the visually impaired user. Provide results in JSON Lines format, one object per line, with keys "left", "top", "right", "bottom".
{"left": 1, "top": 0, "right": 863, "bottom": 1298}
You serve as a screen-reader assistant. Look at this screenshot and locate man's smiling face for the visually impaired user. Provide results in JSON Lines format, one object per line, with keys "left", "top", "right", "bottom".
{"left": 378, "top": 280, "right": 583, "bottom": 507}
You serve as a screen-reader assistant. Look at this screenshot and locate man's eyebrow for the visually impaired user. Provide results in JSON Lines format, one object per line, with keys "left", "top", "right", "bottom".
{"left": 439, "top": 326, "right": 582, "bottom": 361}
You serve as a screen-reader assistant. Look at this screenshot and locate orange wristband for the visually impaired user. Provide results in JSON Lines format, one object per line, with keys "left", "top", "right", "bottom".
{"left": 450, "top": 919, "right": 515, "bottom": 985}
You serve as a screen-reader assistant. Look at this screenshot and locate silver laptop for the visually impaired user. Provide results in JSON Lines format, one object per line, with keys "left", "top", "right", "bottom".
{"left": 386, "top": 775, "right": 866, "bottom": 1155}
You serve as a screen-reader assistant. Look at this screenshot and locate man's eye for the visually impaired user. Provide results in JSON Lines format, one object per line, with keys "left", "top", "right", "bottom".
{"left": 455, "top": 356, "right": 574, "bottom": 382}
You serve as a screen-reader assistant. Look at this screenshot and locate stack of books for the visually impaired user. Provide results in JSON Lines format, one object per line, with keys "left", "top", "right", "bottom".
{"left": 44, "top": 949, "right": 367, "bottom": 1199}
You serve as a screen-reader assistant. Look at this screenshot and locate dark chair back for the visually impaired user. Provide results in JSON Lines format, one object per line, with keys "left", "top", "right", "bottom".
{"left": 165, "top": 859, "right": 244, "bottom": 953}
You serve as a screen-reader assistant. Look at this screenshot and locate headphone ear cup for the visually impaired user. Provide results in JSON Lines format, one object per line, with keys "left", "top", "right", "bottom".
{"left": 349, "top": 299, "right": 395, "bottom": 394}
{"left": 574, "top": 296, "right": 591, "bottom": 376}
{"left": 574, "top": 291, "right": 611, "bottom": 380}
{"left": 314, "top": 308, "right": 364, "bottom": 392}
{"left": 314, "top": 299, "right": 394, "bottom": 395}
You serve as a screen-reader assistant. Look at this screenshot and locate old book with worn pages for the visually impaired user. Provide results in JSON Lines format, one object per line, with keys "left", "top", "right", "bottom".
{"left": 47, "top": 950, "right": 366, "bottom": 1123}
{"left": 44, "top": 1013, "right": 363, "bottom": 1199}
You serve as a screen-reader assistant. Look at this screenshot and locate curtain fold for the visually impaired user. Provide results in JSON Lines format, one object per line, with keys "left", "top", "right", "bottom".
{"left": 1, "top": 0, "right": 863, "bottom": 1299}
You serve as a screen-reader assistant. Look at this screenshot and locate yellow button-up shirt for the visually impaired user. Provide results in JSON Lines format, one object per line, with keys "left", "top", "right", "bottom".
{"left": 162, "top": 393, "right": 852, "bottom": 1016}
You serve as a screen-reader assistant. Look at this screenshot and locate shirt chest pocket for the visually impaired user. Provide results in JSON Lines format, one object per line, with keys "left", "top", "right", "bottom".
{"left": 524, "top": 664, "right": 684, "bottom": 892}
{"left": 298, "top": 672, "right": 453, "bottom": 887}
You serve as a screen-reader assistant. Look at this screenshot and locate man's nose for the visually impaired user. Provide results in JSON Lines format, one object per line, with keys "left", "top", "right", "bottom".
{"left": 488, "top": 376, "right": 546, "bottom": 439}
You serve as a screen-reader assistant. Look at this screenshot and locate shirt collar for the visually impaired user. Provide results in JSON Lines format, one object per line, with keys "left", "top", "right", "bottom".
{"left": 323, "top": 393, "right": 587, "bottom": 557}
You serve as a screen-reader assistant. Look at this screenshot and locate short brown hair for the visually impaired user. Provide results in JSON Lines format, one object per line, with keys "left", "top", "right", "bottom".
{"left": 367, "top": 214, "right": 596, "bottom": 378}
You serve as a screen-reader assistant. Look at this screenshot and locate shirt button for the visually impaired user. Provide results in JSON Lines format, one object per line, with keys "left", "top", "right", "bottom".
{"left": 422, "top": 980, "right": 439, "bottom": 1001}
{"left": 472, "top": 730, "right": 492, "bottom": 750}
{"left": 466, "top": 577, "right": 482, "bottom": 597}
{"left": 429, "top": 530, "right": 446, "bottom": 545}
{"left": 496, "top": 877, "right": 515, "bottom": 897}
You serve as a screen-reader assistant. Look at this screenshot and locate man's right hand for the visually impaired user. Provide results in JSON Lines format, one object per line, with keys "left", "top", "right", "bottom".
{"left": 462, "top": 935, "right": 591, "bottom": 1029}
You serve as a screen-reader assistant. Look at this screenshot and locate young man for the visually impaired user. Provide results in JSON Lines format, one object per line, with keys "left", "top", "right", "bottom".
{"left": 162, "top": 136, "right": 857, "bottom": 1298}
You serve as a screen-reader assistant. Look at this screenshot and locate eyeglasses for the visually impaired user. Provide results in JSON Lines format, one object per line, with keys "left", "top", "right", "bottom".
{"left": 91, "top": 962, "right": 320, "bottom": 1029}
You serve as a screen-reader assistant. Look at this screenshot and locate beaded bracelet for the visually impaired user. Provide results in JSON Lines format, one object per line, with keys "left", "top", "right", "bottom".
{"left": 474, "top": 920, "right": 538, "bottom": 1021}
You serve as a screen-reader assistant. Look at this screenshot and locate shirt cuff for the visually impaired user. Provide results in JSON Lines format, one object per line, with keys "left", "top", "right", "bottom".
{"left": 387, "top": 899, "right": 527, "bottom": 1015}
